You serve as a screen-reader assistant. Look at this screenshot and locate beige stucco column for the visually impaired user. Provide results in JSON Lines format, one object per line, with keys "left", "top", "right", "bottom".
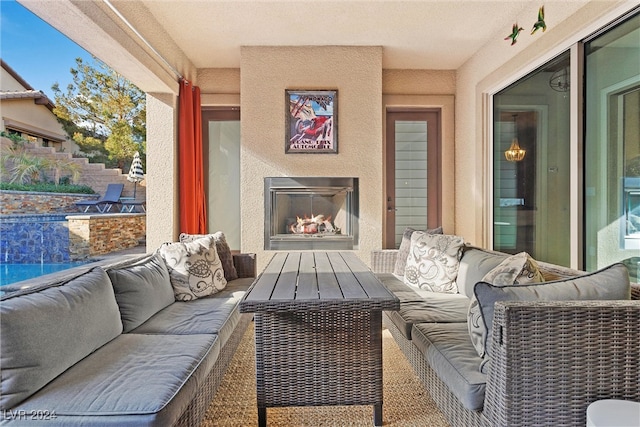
{"left": 145, "top": 93, "right": 179, "bottom": 249}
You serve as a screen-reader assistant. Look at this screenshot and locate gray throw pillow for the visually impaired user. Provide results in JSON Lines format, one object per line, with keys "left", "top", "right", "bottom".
{"left": 159, "top": 235, "right": 227, "bottom": 301}
{"left": 467, "top": 252, "right": 544, "bottom": 360}
{"left": 474, "top": 262, "right": 630, "bottom": 371}
{"left": 394, "top": 226, "right": 443, "bottom": 276}
{"left": 180, "top": 231, "right": 238, "bottom": 281}
{"left": 106, "top": 252, "right": 175, "bottom": 332}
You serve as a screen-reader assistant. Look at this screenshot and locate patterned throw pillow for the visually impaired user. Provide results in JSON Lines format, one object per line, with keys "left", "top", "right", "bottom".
{"left": 393, "top": 226, "right": 443, "bottom": 276}
{"left": 179, "top": 231, "right": 238, "bottom": 281}
{"left": 159, "top": 235, "right": 227, "bottom": 301}
{"left": 403, "top": 233, "right": 465, "bottom": 293}
{"left": 468, "top": 252, "right": 544, "bottom": 362}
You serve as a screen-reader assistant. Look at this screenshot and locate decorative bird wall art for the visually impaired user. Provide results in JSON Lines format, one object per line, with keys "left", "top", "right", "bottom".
{"left": 505, "top": 5, "right": 547, "bottom": 45}
{"left": 505, "top": 23, "right": 525, "bottom": 45}
{"left": 531, "top": 6, "right": 546, "bottom": 34}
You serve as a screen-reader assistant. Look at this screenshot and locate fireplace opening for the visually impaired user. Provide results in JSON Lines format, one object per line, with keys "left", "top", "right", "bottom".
{"left": 265, "top": 177, "right": 358, "bottom": 250}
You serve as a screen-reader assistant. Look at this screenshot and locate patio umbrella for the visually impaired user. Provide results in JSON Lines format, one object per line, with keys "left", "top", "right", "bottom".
{"left": 127, "top": 151, "right": 144, "bottom": 198}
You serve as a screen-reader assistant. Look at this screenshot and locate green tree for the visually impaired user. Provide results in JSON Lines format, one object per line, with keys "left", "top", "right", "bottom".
{"left": 52, "top": 57, "right": 146, "bottom": 169}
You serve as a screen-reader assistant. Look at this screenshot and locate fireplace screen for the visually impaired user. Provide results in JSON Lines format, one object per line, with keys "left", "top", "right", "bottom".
{"left": 265, "top": 177, "right": 358, "bottom": 250}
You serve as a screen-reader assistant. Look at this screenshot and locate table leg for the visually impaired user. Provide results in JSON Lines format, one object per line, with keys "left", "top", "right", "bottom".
{"left": 258, "top": 407, "right": 266, "bottom": 427}
{"left": 374, "top": 403, "right": 382, "bottom": 426}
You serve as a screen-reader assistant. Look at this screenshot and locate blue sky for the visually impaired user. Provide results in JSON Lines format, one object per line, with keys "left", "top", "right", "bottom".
{"left": 1, "top": 0, "right": 94, "bottom": 100}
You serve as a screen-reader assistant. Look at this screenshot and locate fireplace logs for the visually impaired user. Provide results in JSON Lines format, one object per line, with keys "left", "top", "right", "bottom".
{"left": 288, "top": 214, "right": 340, "bottom": 235}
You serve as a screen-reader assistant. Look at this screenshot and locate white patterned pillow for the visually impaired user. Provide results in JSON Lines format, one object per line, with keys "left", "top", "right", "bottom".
{"left": 403, "top": 233, "right": 465, "bottom": 293}
{"left": 158, "top": 235, "right": 227, "bottom": 301}
{"left": 179, "top": 231, "right": 238, "bottom": 281}
{"left": 393, "top": 226, "right": 443, "bottom": 276}
{"left": 468, "top": 252, "right": 544, "bottom": 361}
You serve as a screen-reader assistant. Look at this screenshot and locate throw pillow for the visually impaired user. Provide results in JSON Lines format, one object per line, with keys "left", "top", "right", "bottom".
{"left": 467, "top": 252, "right": 544, "bottom": 360}
{"left": 474, "top": 262, "right": 630, "bottom": 372}
{"left": 393, "top": 226, "right": 443, "bottom": 276}
{"left": 403, "top": 233, "right": 465, "bottom": 293}
{"left": 106, "top": 252, "right": 175, "bottom": 332}
{"left": 159, "top": 235, "right": 227, "bottom": 301}
{"left": 180, "top": 231, "right": 238, "bottom": 281}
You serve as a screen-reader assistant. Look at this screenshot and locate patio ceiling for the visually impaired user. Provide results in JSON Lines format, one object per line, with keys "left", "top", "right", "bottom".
{"left": 18, "top": 0, "right": 592, "bottom": 92}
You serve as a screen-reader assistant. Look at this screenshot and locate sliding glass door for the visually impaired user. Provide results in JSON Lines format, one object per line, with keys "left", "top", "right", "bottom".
{"left": 584, "top": 13, "right": 640, "bottom": 280}
{"left": 493, "top": 52, "right": 571, "bottom": 266}
{"left": 492, "top": 10, "right": 639, "bottom": 281}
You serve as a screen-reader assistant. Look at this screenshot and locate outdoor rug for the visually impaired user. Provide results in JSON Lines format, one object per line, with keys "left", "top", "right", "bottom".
{"left": 200, "top": 324, "right": 450, "bottom": 426}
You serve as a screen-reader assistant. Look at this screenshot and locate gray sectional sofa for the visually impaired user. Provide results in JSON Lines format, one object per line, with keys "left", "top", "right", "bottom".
{"left": 372, "top": 240, "right": 640, "bottom": 427}
{"left": 0, "top": 246, "right": 256, "bottom": 426}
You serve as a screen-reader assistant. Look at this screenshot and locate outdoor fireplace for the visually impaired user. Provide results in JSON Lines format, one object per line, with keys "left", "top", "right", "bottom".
{"left": 264, "top": 177, "right": 359, "bottom": 250}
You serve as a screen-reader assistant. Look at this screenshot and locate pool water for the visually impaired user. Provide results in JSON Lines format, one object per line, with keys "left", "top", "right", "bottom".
{"left": 0, "top": 262, "right": 91, "bottom": 286}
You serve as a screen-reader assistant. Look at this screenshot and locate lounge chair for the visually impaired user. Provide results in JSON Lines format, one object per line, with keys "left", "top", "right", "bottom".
{"left": 75, "top": 183, "right": 124, "bottom": 213}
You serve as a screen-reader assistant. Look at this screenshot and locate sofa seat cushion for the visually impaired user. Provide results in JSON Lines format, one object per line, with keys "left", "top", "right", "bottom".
{"left": 131, "top": 278, "right": 253, "bottom": 347}
{"left": 387, "top": 294, "right": 470, "bottom": 340}
{"left": 412, "top": 322, "right": 486, "bottom": 411}
{"left": 377, "top": 273, "right": 469, "bottom": 339}
{"left": 0, "top": 267, "right": 122, "bottom": 410}
{"left": 376, "top": 273, "right": 427, "bottom": 302}
{"left": 11, "top": 333, "right": 220, "bottom": 426}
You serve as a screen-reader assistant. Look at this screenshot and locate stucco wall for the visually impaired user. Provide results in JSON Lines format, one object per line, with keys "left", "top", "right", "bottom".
{"left": 240, "top": 46, "right": 383, "bottom": 269}
{"left": 1, "top": 66, "right": 73, "bottom": 151}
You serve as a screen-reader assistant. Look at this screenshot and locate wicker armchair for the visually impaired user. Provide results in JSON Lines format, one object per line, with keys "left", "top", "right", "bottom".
{"left": 372, "top": 249, "right": 640, "bottom": 427}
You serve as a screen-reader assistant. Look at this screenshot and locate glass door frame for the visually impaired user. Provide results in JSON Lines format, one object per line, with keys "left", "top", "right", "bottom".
{"left": 384, "top": 108, "right": 442, "bottom": 249}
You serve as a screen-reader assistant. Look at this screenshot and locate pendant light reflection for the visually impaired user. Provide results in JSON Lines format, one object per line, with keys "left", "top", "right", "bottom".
{"left": 504, "top": 114, "right": 526, "bottom": 162}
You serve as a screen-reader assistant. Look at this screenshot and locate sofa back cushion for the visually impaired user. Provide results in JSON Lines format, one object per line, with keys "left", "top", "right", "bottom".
{"left": 474, "top": 262, "right": 630, "bottom": 371}
{"left": 105, "top": 252, "right": 175, "bottom": 333}
{"left": 0, "top": 267, "right": 122, "bottom": 409}
{"left": 455, "top": 247, "right": 508, "bottom": 298}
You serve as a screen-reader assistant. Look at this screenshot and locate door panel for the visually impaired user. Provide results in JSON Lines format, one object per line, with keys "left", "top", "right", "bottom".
{"left": 202, "top": 107, "right": 241, "bottom": 250}
{"left": 385, "top": 109, "right": 441, "bottom": 248}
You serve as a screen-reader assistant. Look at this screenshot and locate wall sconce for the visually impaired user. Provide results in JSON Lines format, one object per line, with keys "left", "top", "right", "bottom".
{"left": 504, "top": 114, "right": 526, "bottom": 162}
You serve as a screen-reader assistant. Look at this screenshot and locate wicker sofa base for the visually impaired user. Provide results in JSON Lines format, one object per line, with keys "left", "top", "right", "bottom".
{"left": 174, "top": 313, "right": 253, "bottom": 427}
{"left": 383, "top": 314, "right": 487, "bottom": 427}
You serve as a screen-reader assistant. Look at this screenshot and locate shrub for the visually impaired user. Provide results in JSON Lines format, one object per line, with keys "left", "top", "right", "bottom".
{"left": 0, "top": 182, "right": 95, "bottom": 194}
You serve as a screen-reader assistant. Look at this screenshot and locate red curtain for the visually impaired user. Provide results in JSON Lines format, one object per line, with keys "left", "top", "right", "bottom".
{"left": 178, "top": 79, "right": 207, "bottom": 234}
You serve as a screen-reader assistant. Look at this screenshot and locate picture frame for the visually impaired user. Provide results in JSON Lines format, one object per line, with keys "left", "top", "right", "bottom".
{"left": 285, "top": 89, "right": 337, "bottom": 154}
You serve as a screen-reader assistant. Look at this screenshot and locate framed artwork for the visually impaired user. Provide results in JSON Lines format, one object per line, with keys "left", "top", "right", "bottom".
{"left": 285, "top": 89, "right": 337, "bottom": 154}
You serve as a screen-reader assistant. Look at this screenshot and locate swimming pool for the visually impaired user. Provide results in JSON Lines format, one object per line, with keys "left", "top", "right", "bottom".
{"left": 0, "top": 262, "right": 92, "bottom": 286}
{"left": 0, "top": 213, "right": 88, "bottom": 285}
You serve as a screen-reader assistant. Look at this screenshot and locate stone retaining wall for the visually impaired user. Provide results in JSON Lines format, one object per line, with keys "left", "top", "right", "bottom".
{"left": 1, "top": 190, "right": 95, "bottom": 214}
{"left": 68, "top": 213, "right": 146, "bottom": 260}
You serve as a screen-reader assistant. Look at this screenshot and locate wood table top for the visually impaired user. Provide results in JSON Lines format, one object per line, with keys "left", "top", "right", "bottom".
{"left": 240, "top": 251, "right": 400, "bottom": 313}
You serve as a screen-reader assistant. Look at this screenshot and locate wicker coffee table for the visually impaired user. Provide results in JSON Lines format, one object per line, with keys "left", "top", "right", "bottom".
{"left": 240, "top": 251, "right": 400, "bottom": 427}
